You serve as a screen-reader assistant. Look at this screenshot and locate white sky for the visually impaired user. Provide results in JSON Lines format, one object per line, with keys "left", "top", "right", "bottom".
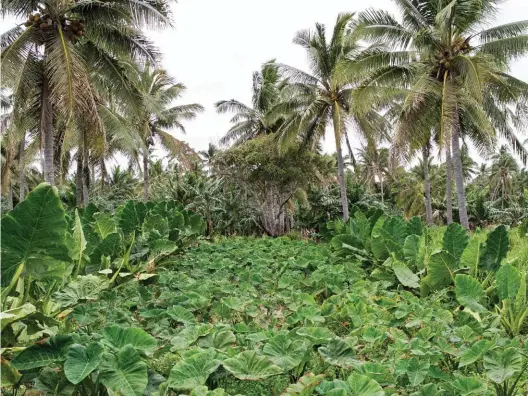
{"left": 146, "top": 0, "right": 528, "bottom": 156}
{"left": 2, "top": 0, "right": 528, "bottom": 162}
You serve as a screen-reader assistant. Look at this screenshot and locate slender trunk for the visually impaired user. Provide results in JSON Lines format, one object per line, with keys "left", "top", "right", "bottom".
{"left": 82, "top": 137, "right": 89, "bottom": 207}
{"left": 445, "top": 141, "right": 453, "bottom": 224}
{"left": 100, "top": 157, "right": 106, "bottom": 191}
{"left": 451, "top": 120, "right": 470, "bottom": 231}
{"left": 423, "top": 144, "right": 433, "bottom": 225}
{"left": 41, "top": 73, "right": 54, "bottom": 185}
{"left": 344, "top": 130, "right": 357, "bottom": 171}
{"left": 76, "top": 150, "right": 83, "bottom": 207}
{"left": 18, "top": 135, "right": 26, "bottom": 201}
{"left": 332, "top": 105, "right": 349, "bottom": 221}
{"left": 143, "top": 151, "right": 149, "bottom": 201}
{"left": 8, "top": 182, "right": 13, "bottom": 210}
{"left": 379, "top": 171, "right": 384, "bottom": 204}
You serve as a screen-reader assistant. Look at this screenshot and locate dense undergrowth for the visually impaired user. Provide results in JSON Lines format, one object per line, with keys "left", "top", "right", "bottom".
{"left": 1, "top": 185, "right": 528, "bottom": 395}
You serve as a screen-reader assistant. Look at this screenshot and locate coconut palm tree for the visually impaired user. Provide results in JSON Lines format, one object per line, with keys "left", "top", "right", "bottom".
{"left": 215, "top": 61, "right": 287, "bottom": 146}
{"left": 271, "top": 13, "right": 388, "bottom": 221}
{"left": 1, "top": 0, "right": 173, "bottom": 185}
{"left": 353, "top": 0, "right": 528, "bottom": 230}
{"left": 489, "top": 145, "right": 519, "bottom": 207}
{"left": 133, "top": 65, "right": 204, "bottom": 200}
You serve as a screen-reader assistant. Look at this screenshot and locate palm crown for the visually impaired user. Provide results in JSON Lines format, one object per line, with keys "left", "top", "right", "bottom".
{"left": 352, "top": 0, "right": 528, "bottom": 229}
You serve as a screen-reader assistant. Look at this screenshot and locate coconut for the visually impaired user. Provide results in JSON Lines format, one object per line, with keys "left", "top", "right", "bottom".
{"left": 76, "top": 30, "right": 83, "bottom": 36}
{"left": 34, "top": 14, "right": 40, "bottom": 22}
{"left": 40, "top": 23, "right": 48, "bottom": 29}
{"left": 71, "top": 24, "right": 79, "bottom": 32}
{"left": 29, "top": 15, "right": 35, "bottom": 21}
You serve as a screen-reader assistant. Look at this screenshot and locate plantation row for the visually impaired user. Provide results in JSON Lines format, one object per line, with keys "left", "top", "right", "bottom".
{"left": 1, "top": 183, "right": 528, "bottom": 395}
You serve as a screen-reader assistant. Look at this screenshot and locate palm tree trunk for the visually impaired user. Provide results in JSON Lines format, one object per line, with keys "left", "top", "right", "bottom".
{"left": 8, "top": 182, "right": 13, "bottom": 210}
{"left": 344, "top": 130, "right": 357, "bottom": 171}
{"left": 379, "top": 171, "right": 384, "bottom": 204}
{"left": 18, "top": 135, "right": 26, "bottom": 201}
{"left": 100, "top": 157, "right": 106, "bottom": 191}
{"left": 451, "top": 120, "right": 470, "bottom": 231}
{"left": 82, "top": 135, "right": 89, "bottom": 207}
{"left": 332, "top": 106, "right": 349, "bottom": 221}
{"left": 41, "top": 74, "right": 54, "bottom": 185}
{"left": 76, "top": 150, "right": 83, "bottom": 207}
{"left": 422, "top": 144, "right": 433, "bottom": 225}
{"left": 143, "top": 151, "right": 149, "bottom": 201}
{"left": 445, "top": 141, "right": 453, "bottom": 225}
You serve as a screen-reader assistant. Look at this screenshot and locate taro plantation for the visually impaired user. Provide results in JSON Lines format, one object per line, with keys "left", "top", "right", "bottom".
{"left": 1, "top": 1, "right": 528, "bottom": 395}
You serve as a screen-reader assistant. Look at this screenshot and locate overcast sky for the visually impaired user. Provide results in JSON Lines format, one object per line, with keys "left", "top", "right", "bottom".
{"left": 146, "top": 0, "right": 528, "bottom": 156}
{"left": 2, "top": 0, "right": 527, "bottom": 161}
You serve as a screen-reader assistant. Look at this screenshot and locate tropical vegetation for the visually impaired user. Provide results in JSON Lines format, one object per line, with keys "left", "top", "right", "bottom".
{"left": 2, "top": 0, "right": 528, "bottom": 395}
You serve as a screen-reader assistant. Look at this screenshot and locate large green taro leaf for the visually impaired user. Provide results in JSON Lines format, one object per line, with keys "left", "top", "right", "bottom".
{"left": 443, "top": 223, "right": 469, "bottom": 261}
{"left": 318, "top": 338, "right": 357, "bottom": 368}
{"left": 88, "top": 232, "right": 122, "bottom": 267}
{"left": 496, "top": 264, "right": 521, "bottom": 300}
{"left": 424, "top": 250, "right": 458, "bottom": 289}
{"left": 222, "top": 351, "right": 283, "bottom": 380}
{"left": 0, "top": 302, "right": 36, "bottom": 330}
{"left": 93, "top": 212, "right": 117, "bottom": 240}
{"left": 168, "top": 349, "right": 220, "bottom": 390}
{"left": 1, "top": 183, "right": 70, "bottom": 286}
{"left": 392, "top": 259, "right": 420, "bottom": 289}
{"left": 455, "top": 275, "right": 486, "bottom": 312}
{"left": 102, "top": 325, "right": 157, "bottom": 354}
{"left": 171, "top": 324, "right": 214, "bottom": 351}
{"left": 64, "top": 342, "right": 104, "bottom": 384}
{"left": 484, "top": 348, "right": 523, "bottom": 384}
{"left": 262, "top": 334, "right": 308, "bottom": 371}
{"left": 99, "top": 345, "right": 148, "bottom": 396}
{"left": 117, "top": 200, "right": 147, "bottom": 235}
{"left": 11, "top": 334, "right": 75, "bottom": 370}
{"left": 458, "top": 340, "right": 494, "bottom": 368}
{"left": 296, "top": 327, "right": 335, "bottom": 344}
{"left": 282, "top": 373, "right": 325, "bottom": 395}
{"left": 347, "top": 373, "right": 385, "bottom": 396}
{"left": 480, "top": 225, "right": 509, "bottom": 272}
{"left": 371, "top": 216, "right": 406, "bottom": 261}
{"left": 167, "top": 306, "right": 196, "bottom": 325}
{"left": 53, "top": 275, "right": 108, "bottom": 308}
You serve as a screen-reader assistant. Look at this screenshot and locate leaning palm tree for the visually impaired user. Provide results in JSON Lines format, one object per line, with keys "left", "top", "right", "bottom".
{"left": 271, "top": 13, "right": 388, "bottom": 221}
{"left": 353, "top": 0, "right": 528, "bottom": 230}
{"left": 1, "top": 0, "right": 173, "bottom": 185}
{"left": 133, "top": 65, "right": 204, "bottom": 200}
{"left": 215, "top": 61, "right": 286, "bottom": 146}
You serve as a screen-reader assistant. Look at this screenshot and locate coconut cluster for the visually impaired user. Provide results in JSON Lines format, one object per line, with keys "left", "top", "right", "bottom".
{"left": 24, "top": 12, "right": 86, "bottom": 41}
{"left": 25, "top": 13, "right": 53, "bottom": 30}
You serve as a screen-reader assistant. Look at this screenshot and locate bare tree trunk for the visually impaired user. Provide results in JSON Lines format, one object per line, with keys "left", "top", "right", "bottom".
{"left": 423, "top": 144, "right": 433, "bottom": 225}
{"left": 82, "top": 137, "right": 89, "bottom": 207}
{"left": 41, "top": 74, "right": 54, "bottom": 185}
{"left": 451, "top": 120, "right": 470, "bottom": 231}
{"left": 333, "top": 106, "right": 349, "bottom": 221}
{"left": 344, "top": 130, "right": 357, "bottom": 170}
{"left": 445, "top": 141, "right": 453, "bottom": 225}
{"left": 76, "top": 150, "right": 83, "bottom": 207}
{"left": 100, "top": 157, "right": 106, "bottom": 191}
{"left": 8, "top": 182, "right": 13, "bottom": 210}
{"left": 143, "top": 151, "right": 149, "bottom": 201}
{"left": 379, "top": 172, "right": 384, "bottom": 204}
{"left": 18, "top": 135, "right": 26, "bottom": 201}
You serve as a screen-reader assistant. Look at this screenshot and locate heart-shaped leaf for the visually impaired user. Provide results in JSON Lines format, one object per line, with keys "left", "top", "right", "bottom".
{"left": 99, "top": 345, "right": 148, "bottom": 396}
{"left": 222, "top": 351, "right": 282, "bottom": 380}
{"left": 64, "top": 342, "right": 104, "bottom": 384}
{"left": 168, "top": 349, "right": 220, "bottom": 390}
